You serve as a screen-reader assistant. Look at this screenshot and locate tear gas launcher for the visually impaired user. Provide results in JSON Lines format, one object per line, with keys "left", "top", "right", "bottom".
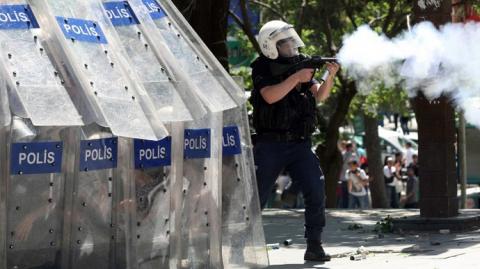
{"left": 270, "top": 55, "right": 338, "bottom": 82}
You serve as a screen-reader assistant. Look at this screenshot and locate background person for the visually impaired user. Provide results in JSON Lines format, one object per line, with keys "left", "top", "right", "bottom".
{"left": 346, "top": 160, "right": 370, "bottom": 209}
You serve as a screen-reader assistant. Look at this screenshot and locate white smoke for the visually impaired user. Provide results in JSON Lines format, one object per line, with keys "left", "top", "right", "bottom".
{"left": 338, "top": 21, "right": 480, "bottom": 127}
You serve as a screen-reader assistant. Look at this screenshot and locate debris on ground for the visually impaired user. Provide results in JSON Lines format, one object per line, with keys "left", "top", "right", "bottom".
{"left": 349, "top": 246, "right": 369, "bottom": 261}
{"left": 374, "top": 215, "right": 394, "bottom": 233}
{"left": 266, "top": 243, "right": 280, "bottom": 250}
{"left": 348, "top": 223, "right": 363, "bottom": 230}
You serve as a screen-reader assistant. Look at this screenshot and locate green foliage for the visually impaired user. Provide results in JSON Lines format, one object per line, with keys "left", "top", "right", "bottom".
{"left": 349, "top": 83, "right": 411, "bottom": 121}
{"left": 230, "top": 66, "right": 254, "bottom": 90}
{"left": 228, "top": 23, "right": 258, "bottom": 67}
{"left": 467, "top": 0, "right": 480, "bottom": 12}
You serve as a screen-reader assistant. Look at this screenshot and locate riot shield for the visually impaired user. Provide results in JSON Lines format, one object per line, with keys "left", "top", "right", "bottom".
{"left": 174, "top": 112, "right": 223, "bottom": 269}
{"left": 0, "top": 2, "right": 84, "bottom": 268}
{"left": 222, "top": 107, "right": 269, "bottom": 268}
{"left": 0, "top": 0, "right": 83, "bottom": 127}
{"left": 154, "top": 0, "right": 246, "bottom": 106}
{"left": 127, "top": 0, "right": 238, "bottom": 113}
{"left": 27, "top": 0, "right": 168, "bottom": 140}
{"left": 60, "top": 125, "right": 119, "bottom": 269}
{"left": 0, "top": 78, "right": 9, "bottom": 269}
{"left": 130, "top": 126, "right": 175, "bottom": 269}
{"left": 126, "top": 1, "right": 269, "bottom": 268}
{"left": 102, "top": 0, "right": 208, "bottom": 122}
{"left": 4, "top": 119, "right": 78, "bottom": 269}
{"left": 0, "top": 129, "right": 6, "bottom": 269}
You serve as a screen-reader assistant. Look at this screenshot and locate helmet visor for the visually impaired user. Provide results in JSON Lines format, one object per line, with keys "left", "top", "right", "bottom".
{"left": 276, "top": 37, "right": 302, "bottom": 57}
{"left": 271, "top": 25, "right": 304, "bottom": 58}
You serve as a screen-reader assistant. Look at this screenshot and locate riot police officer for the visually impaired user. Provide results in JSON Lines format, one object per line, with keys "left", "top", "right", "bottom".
{"left": 250, "top": 20, "right": 339, "bottom": 262}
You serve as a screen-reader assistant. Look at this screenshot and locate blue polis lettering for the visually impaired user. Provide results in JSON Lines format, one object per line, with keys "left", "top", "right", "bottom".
{"left": 104, "top": 1, "right": 139, "bottom": 26}
{"left": 185, "top": 136, "right": 208, "bottom": 150}
{"left": 134, "top": 137, "right": 171, "bottom": 169}
{"left": 80, "top": 138, "right": 117, "bottom": 171}
{"left": 223, "top": 126, "right": 242, "bottom": 156}
{"left": 10, "top": 142, "right": 63, "bottom": 175}
{"left": 0, "top": 5, "right": 39, "bottom": 29}
{"left": 223, "top": 131, "right": 237, "bottom": 147}
{"left": 56, "top": 17, "right": 108, "bottom": 44}
{"left": 139, "top": 145, "right": 166, "bottom": 160}
{"left": 184, "top": 129, "right": 211, "bottom": 159}
{"left": 142, "top": 0, "right": 166, "bottom": 20}
{"left": 19, "top": 150, "right": 55, "bottom": 165}
{"left": 84, "top": 145, "right": 112, "bottom": 162}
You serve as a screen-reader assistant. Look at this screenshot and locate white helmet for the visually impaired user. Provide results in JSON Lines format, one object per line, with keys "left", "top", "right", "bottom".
{"left": 257, "top": 20, "right": 305, "bottom": 59}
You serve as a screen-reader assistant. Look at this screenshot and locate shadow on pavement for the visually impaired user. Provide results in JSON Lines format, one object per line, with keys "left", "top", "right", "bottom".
{"left": 267, "top": 264, "right": 329, "bottom": 269}
{"left": 263, "top": 209, "right": 480, "bottom": 259}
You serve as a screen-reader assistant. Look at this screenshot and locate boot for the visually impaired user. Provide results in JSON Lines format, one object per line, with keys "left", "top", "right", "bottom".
{"left": 304, "top": 240, "right": 331, "bottom": 262}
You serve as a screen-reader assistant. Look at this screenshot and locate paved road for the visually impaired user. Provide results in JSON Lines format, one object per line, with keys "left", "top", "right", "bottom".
{"left": 262, "top": 209, "right": 480, "bottom": 269}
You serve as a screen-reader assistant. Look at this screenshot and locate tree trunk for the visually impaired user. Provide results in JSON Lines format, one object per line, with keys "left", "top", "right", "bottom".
{"left": 363, "top": 113, "right": 389, "bottom": 208}
{"left": 172, "top": 0, "right": 230, "bottom": 70}
{"left": 316, "top": 81, "right": 357, "bottom": 208}
{"left": 317, "top": 144, "right": 343, "bottom": 208}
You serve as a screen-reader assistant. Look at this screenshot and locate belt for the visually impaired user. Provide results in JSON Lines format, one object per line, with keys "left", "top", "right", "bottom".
{"left": 256, "top": 132, "right": 309, "bottom": 142}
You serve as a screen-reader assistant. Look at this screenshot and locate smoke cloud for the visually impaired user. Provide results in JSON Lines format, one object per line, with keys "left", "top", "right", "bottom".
{"left": 338, "top": 21, "right": 480, "bottom": 128}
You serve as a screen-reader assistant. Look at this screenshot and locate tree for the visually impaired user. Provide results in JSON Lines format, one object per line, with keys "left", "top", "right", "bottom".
{"left": 350, "top": 86, "right": 410, "bottom": 208}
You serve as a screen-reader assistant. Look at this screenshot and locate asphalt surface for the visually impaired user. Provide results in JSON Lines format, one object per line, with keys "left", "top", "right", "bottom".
{"left": 262, "top": 209, "right": 480, "bottom": 269}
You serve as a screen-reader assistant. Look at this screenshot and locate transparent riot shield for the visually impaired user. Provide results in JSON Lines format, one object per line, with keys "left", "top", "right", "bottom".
{"left": 172, "top": 112, "right": 223, "bottom": 269}
{"left": 127, "top": 0, "right": 238, "bottom": 113}
{"left": 156, "top": 0, "right": 246, "bottom": 106}
{"left": 126, "top": 1, "right": 269, "bottom": 268}
{"left": 0, "top": 0, "right": 83, "bottom": 127}
{"left": 61, "top": 124, "right": 118, "bottom": 269}
{"left": 222, "top": 107, "right": 269, "bottom": 269}
{"left": 129, "top": 124, "right": 179, "bottom": 269}
{"left": 0, "top": 79, "right": 9, "bottom": 269}
{"left": 4, "top": 119, "right": 78, "bottom": 269}
{"left": 153, "top": 0, "right": 247, "bottom": 106}
{"left": 28, "top": 0, "right": 168, "bottom": 140}
{"left": 0, "top": 130, "right": 6, "bottom": 269}
{"left": 114, "top": 136, "right": 137, "bottom": 269}
{"left": 102, "top": 0, "right": 206, "bottom": 123}
{"left": 166, "top": 122, "right": 185, "bottom": 269}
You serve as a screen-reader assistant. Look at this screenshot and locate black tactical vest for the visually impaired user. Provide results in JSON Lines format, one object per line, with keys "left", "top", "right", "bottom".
{"left": 250, "top": 55, "right": 318, "bottom": 137}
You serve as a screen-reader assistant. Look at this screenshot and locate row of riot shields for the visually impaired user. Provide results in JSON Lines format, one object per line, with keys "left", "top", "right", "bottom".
{"left": 0, "top": 0, "right": 268, "bottom": 268}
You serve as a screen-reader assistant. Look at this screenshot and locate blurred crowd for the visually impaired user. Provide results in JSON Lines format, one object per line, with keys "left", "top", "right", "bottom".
{"left": 266, "top": 139, "right": 419, "bottom": 210}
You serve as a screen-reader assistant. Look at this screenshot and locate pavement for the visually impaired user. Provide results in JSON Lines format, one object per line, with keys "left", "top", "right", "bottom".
{"left": 262, "top": 209, "right": 480, "bottom": 269}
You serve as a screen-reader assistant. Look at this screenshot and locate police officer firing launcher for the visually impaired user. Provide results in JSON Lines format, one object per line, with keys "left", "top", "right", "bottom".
{"left": 250, "top": 20, "right": 339, "bottom": 262}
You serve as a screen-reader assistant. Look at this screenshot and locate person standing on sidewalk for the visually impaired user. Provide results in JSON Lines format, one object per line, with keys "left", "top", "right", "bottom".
{"left": 250, "top": 20, "right": 339, "bottom": 262}
{"left": 405, "top": 142, "right": 417, "bottom": 167}
{"left": 346, "top": 160, "right": 370, "bottom": 209}
{"left": 401, "top": 166, "right": 419, "bottom": 208}
{"left": 407, "top": 154, "right": 419, "bottom": 177}
{"left": 384, "top": 157, "right": 401, "bottom": 208}
{"left": 338, "top": 142, "right": 358, "bottom": 208}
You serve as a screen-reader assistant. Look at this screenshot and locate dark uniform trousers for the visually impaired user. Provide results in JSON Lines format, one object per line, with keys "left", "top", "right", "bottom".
{"left": 254, "top": 138, "right": 326, "bottom": 242}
